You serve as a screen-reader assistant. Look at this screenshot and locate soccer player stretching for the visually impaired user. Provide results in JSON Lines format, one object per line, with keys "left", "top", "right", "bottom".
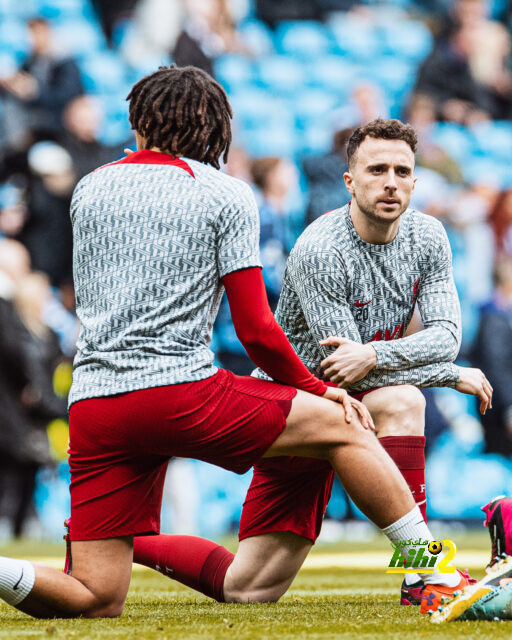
{"left": 255, "top": 119, "right": 492, "bottom": 611}
{"left": 0, "top": 68, "right": 482, "bottom": 618}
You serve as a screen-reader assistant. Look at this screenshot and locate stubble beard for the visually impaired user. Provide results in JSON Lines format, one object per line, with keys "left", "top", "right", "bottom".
{"left": 356, "top": 196, "right": 407, "bottom": 227}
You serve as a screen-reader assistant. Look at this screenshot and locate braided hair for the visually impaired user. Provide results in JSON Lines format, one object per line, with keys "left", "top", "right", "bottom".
{"left": 127, "top": 65, "right": 232, "bottom": 169}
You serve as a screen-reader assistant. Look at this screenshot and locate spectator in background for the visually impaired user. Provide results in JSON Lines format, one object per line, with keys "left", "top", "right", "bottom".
{"left": 214, "top": 155, "right": 296, "bottom": 373}
{"left": 10, "top": 271, "right": 66, "bottom": 537}
{"left": 332, "top": 82, "right": 389, "bottom": 133}
{"left": 0, "top": 241, "right": 39, "bottom": 538}
{"left": 489, "top": 188, "right": 512, "bottom": 255}
{"left": 224, "top": 145, "right": 253, "bottom": 184}
{"left": 405, "top": 92, "right": 463, "bottom": 184}
{"left": 416, "top": 24, "right": 495, "bottom": 124}
{"left": 120, "top": 0, "right": 183, "bottom": 70}
{"left": 250, "top": 156, "right": 295, "bottom": 309}
{"left": 472, "top": 255, "right": 512, "bottom": 455}
{"left": 302, "top": 128, "right": 352, "bottom": 226}
{"left": 174, "top": 0, "right": 251, "bottom": 76}
{"left": 16, "top": 142, "right": 75, "bottom": 287}
{"left": 60, "top": 95, "right": 128, "bottom": 180}
{"left": 91, "top": 0, "right": 139, "bottom": 45}
{"left": 0, "top": 183, "right": 27, "bottom": 240}
{"left": 0, "top": 17, "right": 83, "bottom": 149}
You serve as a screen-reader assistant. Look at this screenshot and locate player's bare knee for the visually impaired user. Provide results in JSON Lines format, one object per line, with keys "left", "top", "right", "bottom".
{"left": 83, "top": 596, "right": 125, "bottom": 618}
{"left": 376, "top": 386, "right": 425, "bottom": 435}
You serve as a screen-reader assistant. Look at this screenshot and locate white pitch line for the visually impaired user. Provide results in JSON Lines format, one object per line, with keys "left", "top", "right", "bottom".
{"left": 27, "top": 550, "right": 491, "bottom": 572}
{"left": 303, "top": 551, "right": 490, "bottom": 569}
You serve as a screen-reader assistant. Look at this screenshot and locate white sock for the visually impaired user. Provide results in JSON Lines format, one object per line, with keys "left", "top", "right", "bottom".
{"left": 381, "top": 507, "right": 460, "bottom": 588}
{"left": 404, "top": 572, "right": 421, "bottom": 585}
{"left": 0, "top": 557, "right": 36, "bottom": 606}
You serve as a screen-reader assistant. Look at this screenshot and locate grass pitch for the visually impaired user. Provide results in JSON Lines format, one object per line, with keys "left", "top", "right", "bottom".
{"left": 1, "top": 531, "right": 512, "bottom": 639}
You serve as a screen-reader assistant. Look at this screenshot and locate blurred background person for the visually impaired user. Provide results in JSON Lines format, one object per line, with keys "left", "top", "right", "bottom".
{"left": 60, "top": 95, "right": 128, "bottom": 180}
{"left": 0, "top": 241, "right": 65, "bottom": 538}
{"left": 302, "top": 128, "right": 352, "bottom": 226}
{"left": 489, "top": 188, "right": 512, "bottom": 255}
{"left": 250, "top": 156, "right": 295, "bottom": 309}
{"left": 10, "top": 270, "right": 67, "bottom": 537}
{"left": 472, "top": 255, "right": 512, "bottom": 456}
{"left": 173, "top": 0, "right": 251, "bottom": 76}
{"left": 16, "top": 142, "right": 75, "bottom": 288}
{"left": 0, "top": 17, "right": 83, "bottom": 149}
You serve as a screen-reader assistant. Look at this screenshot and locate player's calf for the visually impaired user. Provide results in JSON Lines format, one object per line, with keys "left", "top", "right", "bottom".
{"left": 223, "top": 532, "right": 312, "bottom": 603}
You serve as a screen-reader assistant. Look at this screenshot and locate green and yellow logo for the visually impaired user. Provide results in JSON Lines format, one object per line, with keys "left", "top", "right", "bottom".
{"left": 386, "top": 539, "right": 457, "bottom": 574}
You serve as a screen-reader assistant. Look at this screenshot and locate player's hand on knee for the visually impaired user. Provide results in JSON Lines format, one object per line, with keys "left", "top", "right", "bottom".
{"left": 455, "top": 366, "right": 493, "bottom": 414}
{"left": 322, "top": 386, "right": 375, "bottom": 430}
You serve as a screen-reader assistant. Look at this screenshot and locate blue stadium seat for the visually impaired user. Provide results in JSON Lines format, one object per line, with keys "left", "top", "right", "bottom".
{"left": 53, "top": 19, "right": 106, "bottom": 57}
{"left": 368, "top": 56, "right": 416, "bottom": 96}
{"left": 299, "top": 123, "right": 333, "bottom": 155}
{"left": 214, "top": 55, "right": 255, "bottom": 94}
{"left": 0, "top": 51, "right": 19, "bottom": 76}
{"left": 292, "top": 88, "right": 338, "bottom": 130}
{"left": 471, "top": 121, "right": 512, "bottom": 161}
{"left": 305, "top": 55, "right": 358, "bottom": 96}
{"left": 379, "top": 19, "right": 433, "bottom": 62}
{"left": 430, "top": 122, "right": 474, "bottom": 165}
{"left": 243, "top": 125, "right": 296, "bottom": 158}
{"left": 463, "top": 157, "right": 512, "bottom": 189}
{"left": 229, "top": 89, "right": 293, "bottom": 129}
{"left": 79, "top": 52, "right": 129, "bottom": 95}
{"left": 0, "top": 19, "right": 29, "bottom": 60}
{"left": 98, "top": 93, "right": 132, "bottom": 145}
{"left": 328, "top": 15, "right": 380, "bottom": 61}
{"left": 0, "top": 0, "right": 39, "bottom": 20}
{"left": 37, "top": 0, "right": 88, "bottom": 20}
{"left": 237, "top": 18, "right": 274, "bottom": 56}
{"left": 276, "top": 21, "right": 333, "bottom": 59}
{"left": 125, "top": 53, "right": 173, "bottom": 83}
{"left": 257, "top": 55, "right": 304, "bottom": 95}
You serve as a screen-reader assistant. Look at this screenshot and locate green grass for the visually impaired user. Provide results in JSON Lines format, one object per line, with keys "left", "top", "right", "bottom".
{"left": 1, "top": 531, "right": 511, "bottom": 639}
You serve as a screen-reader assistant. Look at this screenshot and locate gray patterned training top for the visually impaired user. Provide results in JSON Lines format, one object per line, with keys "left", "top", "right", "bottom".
{"left": 69, "top": 151, "right": 261, "bottom": 406}
{"left": 256, "top": 204, "right": 461, "bottom": 391}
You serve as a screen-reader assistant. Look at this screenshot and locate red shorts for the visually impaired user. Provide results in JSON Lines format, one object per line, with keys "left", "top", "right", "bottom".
{"left": 68, "top": 369, "right": 296, "bottom": 541}
{"left": 238, "top": 387, "right": 376, "bottom": 543}
{"left": 240, "top": 456, "right": 334, "bottom": 543}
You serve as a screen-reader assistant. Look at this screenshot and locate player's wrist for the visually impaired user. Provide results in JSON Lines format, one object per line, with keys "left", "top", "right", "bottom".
{"left": 364, "top": 343, "right": 378, "bottom": 369}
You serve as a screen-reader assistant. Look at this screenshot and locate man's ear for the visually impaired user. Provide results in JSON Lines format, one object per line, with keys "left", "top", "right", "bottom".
{"left": 344, "top": 170, "right": 355, "bottom": 196}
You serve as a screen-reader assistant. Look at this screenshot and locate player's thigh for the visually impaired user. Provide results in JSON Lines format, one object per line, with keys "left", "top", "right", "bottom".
{"left": 69, "top": 537, "right": 133, "bottom": 617}
{"left": 264, "top": 389, "right": 367, "bottom": 458}
{"left": 224, "top": 532, "right": 312, "bottom": 603}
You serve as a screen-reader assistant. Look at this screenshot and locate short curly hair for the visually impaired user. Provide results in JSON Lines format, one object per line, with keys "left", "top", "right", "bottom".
{"left": 127, "top": 65, "right": 232, "bottom": 169}
{"left": 347, "top": 119, "right": 417, "bottom": 169}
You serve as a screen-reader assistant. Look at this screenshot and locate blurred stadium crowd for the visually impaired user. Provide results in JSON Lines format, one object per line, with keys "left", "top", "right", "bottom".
{"left": 1, "top": 0, "right": 512, "bottom": 540}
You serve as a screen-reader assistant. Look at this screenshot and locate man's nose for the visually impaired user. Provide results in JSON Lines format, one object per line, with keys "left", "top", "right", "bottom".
{"left": 384, "top": 170, "right": 398, "bottom": 190}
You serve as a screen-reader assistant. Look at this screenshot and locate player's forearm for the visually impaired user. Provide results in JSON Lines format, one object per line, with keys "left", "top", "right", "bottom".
{"left": 347, "top": 361, "right": 460, "bottom": 392}
{"left": 223, "top": 267, "right": 326, "bottom": 396}
{"left": 370, "top": 322, "right": 460, "bottom": 370}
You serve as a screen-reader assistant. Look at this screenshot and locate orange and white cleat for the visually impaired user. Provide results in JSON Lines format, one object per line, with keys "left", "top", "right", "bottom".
{"left": 420, "top": 573, "right": 470, "bottom": 615}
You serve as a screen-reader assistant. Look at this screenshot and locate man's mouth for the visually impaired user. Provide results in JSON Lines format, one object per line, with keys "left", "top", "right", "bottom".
{"left": 379, "top": 199, "right": 399, "bottom": 205}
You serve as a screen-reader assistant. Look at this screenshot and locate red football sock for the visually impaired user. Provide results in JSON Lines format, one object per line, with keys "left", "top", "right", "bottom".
{"left": 133, "top": 535, "right": 234, "bottom": 602}
{"left": 379, "top": 436, "right": 427, "bottom": 522}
